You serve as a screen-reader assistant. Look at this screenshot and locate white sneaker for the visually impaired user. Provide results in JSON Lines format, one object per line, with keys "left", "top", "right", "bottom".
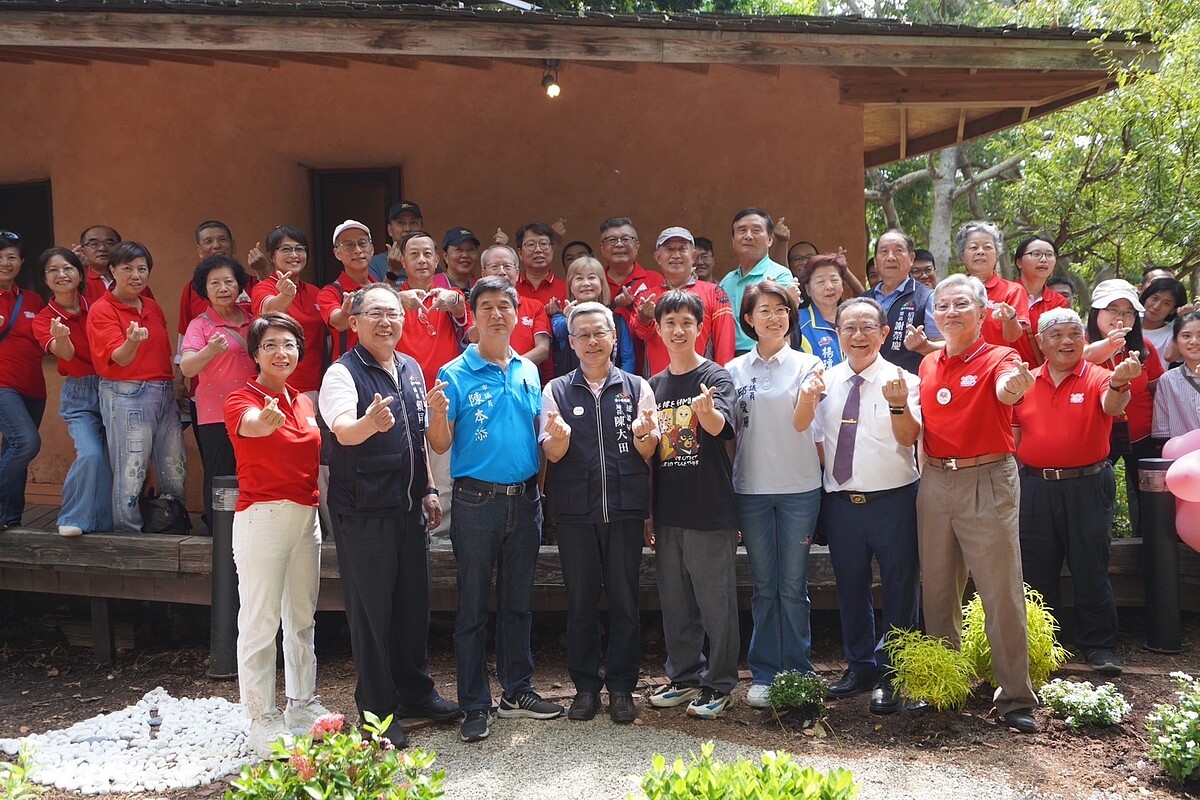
{"left": 284, "top": 697, "right": 333, "bottom": 735}
{"left": 248, "top": 713, "right": 293, "bottom": 760}
{"left": 746, "top": 684, "right": 771, "bottom": 708}
{"left": 58, "top": 525, "right": 83, "bottom": 537}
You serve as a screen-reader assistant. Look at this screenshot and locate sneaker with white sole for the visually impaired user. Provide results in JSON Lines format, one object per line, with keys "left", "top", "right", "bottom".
{"left": 497, "top": 691, "right": 564, "bottom": 719}
{"left": 746, "top": 684, "right": 771, "bottom": 708}
{"left": 247, "top": 713, "right": 294, "bottom": 760}
{"left": 284, "top": 697, "right": 334, "bottom": 735}
{"left": 460, "top": 709, "right": 492, "bottom": 742}
{"left": 58, "top": 525, "right": 83, "bottom": 537}
{"left": 686, "top": 689, "right": 732, "bottom": 719}
{"left": 648, "top": 683, "right": 702, "bottom": 708}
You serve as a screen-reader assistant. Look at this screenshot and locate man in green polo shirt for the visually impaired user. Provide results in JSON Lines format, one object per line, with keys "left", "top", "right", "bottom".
{"left": 718, "top": 207, "right": 795, "bottom": 355}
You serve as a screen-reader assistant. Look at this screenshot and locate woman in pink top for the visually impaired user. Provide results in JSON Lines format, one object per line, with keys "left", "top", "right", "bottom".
{"left": 180, "top": 254, "right": 255, "bottom": 534}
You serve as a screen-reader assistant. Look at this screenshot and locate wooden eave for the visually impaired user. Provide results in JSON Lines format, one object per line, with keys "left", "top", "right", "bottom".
{"left": 0, "top": 6, "right": 1155, "bottom": 167}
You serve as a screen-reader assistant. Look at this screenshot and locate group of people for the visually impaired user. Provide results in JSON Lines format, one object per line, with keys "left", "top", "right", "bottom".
{"left": 0, "top": 205, "right": 1190, "bottom": 755}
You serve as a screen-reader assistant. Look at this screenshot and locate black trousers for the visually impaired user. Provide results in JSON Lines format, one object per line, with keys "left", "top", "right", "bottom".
{"left": 556, "top": 519, "right": 644, "bottom": 693}
{"left": 1111, "top": 436, "right": 1163, "bottom": 536}
{"left": 194, "top": 422, "right": 235, "bottom": 534}
{"left": 332, "top": 509, "right": 436, "bottom": 722}
{"left": 1018, "top": 466, "right": 1119, "bottom": 652}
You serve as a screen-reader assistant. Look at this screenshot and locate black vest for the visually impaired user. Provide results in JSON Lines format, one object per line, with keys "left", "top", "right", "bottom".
{"left": 548, "top": 366, "right": 650, "bottom": 524}
{"left": 325, "top": 345, "right": 429, "bottom": 516}
{"left": 876, "top": 278, "right": 931, "bottom": 374}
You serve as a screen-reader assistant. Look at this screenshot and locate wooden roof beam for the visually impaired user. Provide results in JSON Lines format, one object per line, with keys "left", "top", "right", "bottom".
{"left": 0, "top": 46, "right": 90, "bottom": 65}
{"left": 840, "top": 71, "right": 1110, "bottom": 106}
{"left": 341, "top": 53, "right": 420, "bottom": 69}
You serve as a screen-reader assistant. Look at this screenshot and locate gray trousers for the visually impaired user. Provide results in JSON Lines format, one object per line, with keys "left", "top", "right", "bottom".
{"left": 655, "top": 526, "right": 740, "bottom": 694}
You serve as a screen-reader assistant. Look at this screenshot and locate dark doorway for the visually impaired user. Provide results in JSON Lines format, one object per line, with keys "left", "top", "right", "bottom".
{"left": 0, "top": 180, "right": 54, "bottom": 295}
{"left": 309, "top": 168, "right": 402, "bottom": 285}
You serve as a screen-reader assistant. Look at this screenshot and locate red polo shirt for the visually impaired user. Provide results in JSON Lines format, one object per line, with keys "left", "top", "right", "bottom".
{"left": 82, "top": 270, "right": 155, "bottom": 304}
{"left": 919, "top": 338, "right": 1021, "bottom": 459}
{"left": 317, "top": 271, "right": 370, "bottom": 362}
{"left": 0, "top": 288, "right": 47, "bottom": 398}
{"left": 510, "top": 295, "right": 552, "bottom": 384}
{"left": 33, "top": 298, "right": 96, "bottom": 378}
{"left": 396, "top": 282, "right": 472, "bottom": 389}
{"left": 1096, "top": 341, "right": 1163, "bottom": 442}
{"left": 627, "top": 277, "right": 737, "bottom": 375}
{"left": 1012, "top": 284, "right": 1070, "bottom": 365}
{"left": 606, "top": 261, "right": 654, "bottom": 374}
{"left": 515, "top": 271, "right": 567, "bottom": 312}
{"left": 981, "top": 273, "right": 1030, "bottom": 350}
{"left": 225, "top": 381, "right": 320, "bottom": 511}
{"left": 1014, "top": 360, "right": 1114, "bottom": 468}
{"left": 251, "top": 276, "right": 326, "bottom": 393}
{"left": 86, "top": 292, "right": 174, "bottom": 381}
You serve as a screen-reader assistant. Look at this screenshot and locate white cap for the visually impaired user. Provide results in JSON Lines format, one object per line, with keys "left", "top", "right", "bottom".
{"left": 332, "top": 219, "right": 371, "bottom": 246}
{"left": 655, "top": 227, "right": 695, "bottom": 248}
{"left": 1090, "top": 279, "right": 1144, "bottom": 313}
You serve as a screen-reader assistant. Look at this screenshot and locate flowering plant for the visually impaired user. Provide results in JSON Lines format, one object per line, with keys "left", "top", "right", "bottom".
{"left": 1039, "top": 679, "right": 1131, "bottom": 729}
{"left": 226, "top": 711, "right": 444, "bottom": 799}
{"left": 1147, "top": 671, "right": 1200, "bottom": 783}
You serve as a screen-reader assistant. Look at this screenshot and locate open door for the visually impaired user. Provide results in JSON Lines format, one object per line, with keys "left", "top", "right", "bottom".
{"left": 309, "top": 167, "right": 402, "bottom": 286}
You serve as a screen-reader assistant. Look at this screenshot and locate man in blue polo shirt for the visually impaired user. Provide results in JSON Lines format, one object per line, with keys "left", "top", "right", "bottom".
{"left": 426, "top": 275, "right": 564, "bottom": 744}
{"left": 718, "top": 208, "right": 794, "bottom": 355}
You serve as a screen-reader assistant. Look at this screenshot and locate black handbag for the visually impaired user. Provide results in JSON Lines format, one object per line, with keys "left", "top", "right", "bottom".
{"left": 139, "top": 489, "right": 192, "bottom": 533}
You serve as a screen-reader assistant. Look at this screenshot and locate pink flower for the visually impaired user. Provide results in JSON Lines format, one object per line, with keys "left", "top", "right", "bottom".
{"left": 290, "top": 752, "right": 317, "bottom": 781}
{"left": 309, "top": 713, "right": 345, "bottom": 739}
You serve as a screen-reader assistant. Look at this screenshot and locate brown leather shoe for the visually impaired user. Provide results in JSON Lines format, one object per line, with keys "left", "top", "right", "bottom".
{"left": 609, "top": 692, "right": 637, "bottom": 724}
{"left": 568, "top": 692, "right": 600, "bottom": 721}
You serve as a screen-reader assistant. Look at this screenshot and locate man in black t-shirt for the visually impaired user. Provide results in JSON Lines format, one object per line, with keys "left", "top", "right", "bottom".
{"left": 645, "top": 290, "right": 740, "bottom": 720}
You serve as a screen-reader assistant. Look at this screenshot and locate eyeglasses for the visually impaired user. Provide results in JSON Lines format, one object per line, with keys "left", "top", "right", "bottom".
{"left": 600, "top": 236, "right": 638, "bottom": 246}
{"left": 83, "top": 239, "right": 117, "bottom": 250}
{"left": 44, "top": 266, "right": 78, "bottom": 276}
{"left": 337, "top": 239, "right": 373, "bottom": 252}
{"left": 911, "top": 265, "right": 936, "bottom": 275}
{"left": 1022, "top": 251, "right": 1056, "bottom": 261}
{"left": 358, "top": 310, "right": 403, "bottom": 322}
{"left": 521, "top": 240, "right": 553, "bottom": 252}
{"left": 259, "top": 342, "right": 299, "bottom": 354}
{"left": 837, "top": 323, "right": 882, "bottom": 335}
{"left": 1100, "top": 307, "right": 1137, "bottom": 321}
{"left": 932, "top": 299, "right": 979, "bottom": 313}
{"left": 276, "top": 245, "right": 307, "bottom": 255}
{"left": 569, "top": 330, "right": 612, "bottom": 342}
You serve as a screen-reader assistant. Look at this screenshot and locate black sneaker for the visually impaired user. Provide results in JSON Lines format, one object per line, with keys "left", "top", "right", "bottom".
{"left": 497, "top": 691, "right": 564, "bottom": 720}
{"left": 1085, "top": 649, "right": 1124, "bottom": 676}
{"left": 459, "top": 709, "right": 491, "bottom": 742}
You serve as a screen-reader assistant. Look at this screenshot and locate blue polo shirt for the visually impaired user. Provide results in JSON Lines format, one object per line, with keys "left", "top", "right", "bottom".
{"left": 438, "top": 344, "right": 541, "bottom": 483}
{"left": 719, "top": 255, "right": 794, "bottom": 353}
{"left": 793, "top": 305, "right": 843, "bottom": 367}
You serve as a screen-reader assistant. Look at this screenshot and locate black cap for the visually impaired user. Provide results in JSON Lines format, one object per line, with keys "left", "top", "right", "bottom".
{"left": 441, "top": 227, "right": 480, "bottom": 250}
{"left": 387, "top": 201, "right": 422, "bottom": 221}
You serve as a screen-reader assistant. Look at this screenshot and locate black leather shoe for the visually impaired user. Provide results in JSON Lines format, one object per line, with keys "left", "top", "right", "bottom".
{"left": 567, "top": 692, "right": 600, "bottom": 721}
{"left": 609, "top": 692, "right": 637, "bottom": 724}
{"left": 827, "top": 669, "right": 877, "bottom": 698}
{"left": 380, "top": 720, "right": 409, "bottom": 748}
{"left": 869, "top": 682, "right": 901, "bottom": 715}
{"left": 1003, "top": 709, "right": 1040, "bottom": 733}
{"left": 397, "top": 696, "right": 461, "bottom": 722}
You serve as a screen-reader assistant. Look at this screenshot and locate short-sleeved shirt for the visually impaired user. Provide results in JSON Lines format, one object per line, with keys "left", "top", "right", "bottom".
{"left": 438, "top": 345, "right": 542, "bottom": 483}
{"left": 727, "top": 346, "right": 823, "bottom": 494}
{"left": 225, "top": 381, "right": 320, "bottom": 511}
{"left": 316, "top": 271, "right": 370, "bottom": 361}
{"left": 0, "top": 288, "right": 47, "bottom": 398}
{"left": 918, "top": 338, "right": 1021, "bottom": 459}
{"left": 397, "top": 282, "right": 472, "bottom": 390}
{"left": 980, "top": 273, "right": 1031, "bottom": 349}
{"left": 515, "top": 272, "right": 567, "bottom": 314}
{"left": 86, "top": 292, "right": 174, "bottom": 382}
{"left": 1095, "top": 342, "right": 1163, "bottom": 442}
{"left": 82, "top": 271, "right": 156, "bottom": 304}
{"left": 33, "top": 298, "right": 96, "bottom": 378}
{"left": 250, "top": 276, "right": 326, "bottom": 393}
{"left": 181, "top": 308, "right": 256, "bottom": 425}
{"left": 628, "top": 278, "right": 736, "bottom": 375}
{"left": 1012, "top": 284, "right": 1070, "bottom": 365}
{"left": 1014, "top": 360, "right": 1113, "bottom": 468}
{"left": 607, "top": 261, "right": 655, "bottom": 374}
{"left": 649, "top": 359, "right": 738, "bottom": 530}
{"left": 719, "top": 255, "right": 794, "bottom": 353}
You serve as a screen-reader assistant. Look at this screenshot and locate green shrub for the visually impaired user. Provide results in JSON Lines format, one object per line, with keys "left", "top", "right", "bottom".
{"left": 0, "top": 746, "right": 41, "bottom": 800}
{"left": 882, "top": 629, "right": 976, "bottom": 711}
{"left": 766, "top": 671, "right": 827, "bottom": 717}
{"left": 961, "top": 585, "right": 1069, "bottom": 688}
{"left": 635, "top": 741, "right": 858, "bottom": 800}
{"left": 1039, "top": 678, "right": 1131, "bottom": 729}
{"left": 1147, "top": 671, "right": 1200, "bottom": 783}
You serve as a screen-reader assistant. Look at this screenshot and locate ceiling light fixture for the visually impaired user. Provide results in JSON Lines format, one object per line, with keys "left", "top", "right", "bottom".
{"left": 541, "top": 59, "right": 561, "bottom": 98}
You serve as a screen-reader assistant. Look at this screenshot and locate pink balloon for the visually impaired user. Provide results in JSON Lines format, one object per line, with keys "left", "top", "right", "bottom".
{"left": 1167, "top": 451, "right": 1200, "bottom": 502}
{"left": 1163, "top": 429, "right": 1200, "bottom": 460}
{"left": 1175, "top": 500, "right": 1200, "bottom": 553}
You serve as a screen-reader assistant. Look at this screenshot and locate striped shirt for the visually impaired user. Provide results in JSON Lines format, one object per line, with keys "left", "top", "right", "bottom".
{"left": 1151, "top": 365, "right": 1200, "bottom": 439}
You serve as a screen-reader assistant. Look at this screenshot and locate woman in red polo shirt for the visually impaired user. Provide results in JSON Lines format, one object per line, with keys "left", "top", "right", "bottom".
{"left": 224, "top": 312, "right": 328, "bottom": 758}
{"left": 32, "top": 247, "right": 113, "bottom": 536}
{"left": 86, "top": 241, "right": 186, "bottom": 532}
{"left": 250, "top": 226, "right": 325, "bottom": 396}
{"left": 0, "top": 230, "right": 46, "bottom": 530}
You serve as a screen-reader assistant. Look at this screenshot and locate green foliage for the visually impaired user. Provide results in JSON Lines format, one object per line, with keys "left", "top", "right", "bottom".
{"left": 1147, "top": 671, "right": 1200, "bottom": 783}
{"left": 961, "top": 585, "right": 1069, "bottom": 688}
{"left": 0, "top": 747, "right": 42, "bottom": 800}
{"left": 1039, "top": 678, "right": 1132, "bottom": 729}
{"left": 226, "top": 712, "right": 444, "bottom": 800}
{"left": 882, "top": 629, "right": 976, "bottom": 711}
{"left": 766, "top": 671, "right": 827, "bottom": 716}
{"left": 1111, "top": 459, "right": 1133, "bottom": 537}
{"left": 635, "top": 741, "right": 859, "bottom": 800}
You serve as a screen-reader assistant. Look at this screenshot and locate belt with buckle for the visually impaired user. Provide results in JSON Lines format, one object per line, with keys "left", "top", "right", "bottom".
{"left": 926, "top": 453, "right": 1007, "bottom": 471}
{"left": 829, "top": 487, "right": 905, "bottom": 505}
{"left": 1021, "top": 461, "right": 1109, "bottom": 481}
{"left": 456, "top": 476, "right": 536, "bottom": 496}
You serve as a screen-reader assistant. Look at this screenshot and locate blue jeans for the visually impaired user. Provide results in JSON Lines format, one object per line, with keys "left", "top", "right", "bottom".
{"left": 98, "top": 379, "right": 186, "bottom": 532}
{"left": 449, "top": 480, "right": 541, "bottom": 712}
{"left": 736, "top": 489, "right": 820, "bottom": 684}
{"left": 58, "top": 375, "right": 113, "bottom": 532}
{"left": 0, "top": 389, "right": 45, "bottom": 526}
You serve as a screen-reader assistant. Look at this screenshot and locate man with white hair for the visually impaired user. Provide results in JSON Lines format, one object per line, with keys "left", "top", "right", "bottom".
{"left": 1013, "top": 306, "right": 1142, "bottom": 677}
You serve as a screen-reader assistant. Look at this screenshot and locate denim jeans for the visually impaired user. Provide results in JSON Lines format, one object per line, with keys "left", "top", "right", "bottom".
{"left": 449, "top": 480, "right": 541, "bottom": 712}
{"left": 98, "top": 379, "right": 186, "bottom": 532}
{"left": 0, "top": 389, "right": 45, "bottom": 526}
{"left": 58, "top": 375, "right": 113, "bottom": 532}
{"left": 736, "top": 489, "right": 820, "bottom": 685}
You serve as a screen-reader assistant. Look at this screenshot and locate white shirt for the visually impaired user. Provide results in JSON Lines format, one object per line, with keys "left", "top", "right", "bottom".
{"left": 728, "top": 345, "right": 823, "bottom": 494}
{"left": 814, "top": 355, "right": 922, "bottom": 492}
{"left": 317, "top": 359, "right": 399, "bottom": 430}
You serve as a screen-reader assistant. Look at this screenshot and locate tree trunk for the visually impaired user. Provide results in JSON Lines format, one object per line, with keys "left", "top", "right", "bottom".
{"left": 928, "top": 146, "right": 960, "bottom": 277}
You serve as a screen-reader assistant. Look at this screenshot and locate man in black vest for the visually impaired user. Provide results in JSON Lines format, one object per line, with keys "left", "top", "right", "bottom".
{"left": 864, "top": 229, "right": 943, "bottom": 373}
{"left": 316, "top": 283, "right": 459, "bottom": 747}
{"left": 541, "top": 302, "right": 659, "bottom": 724}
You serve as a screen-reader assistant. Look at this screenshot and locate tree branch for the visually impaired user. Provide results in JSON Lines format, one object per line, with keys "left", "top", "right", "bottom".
{"left": 950, "top": 154, "right": 1024, "bottom": 201}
